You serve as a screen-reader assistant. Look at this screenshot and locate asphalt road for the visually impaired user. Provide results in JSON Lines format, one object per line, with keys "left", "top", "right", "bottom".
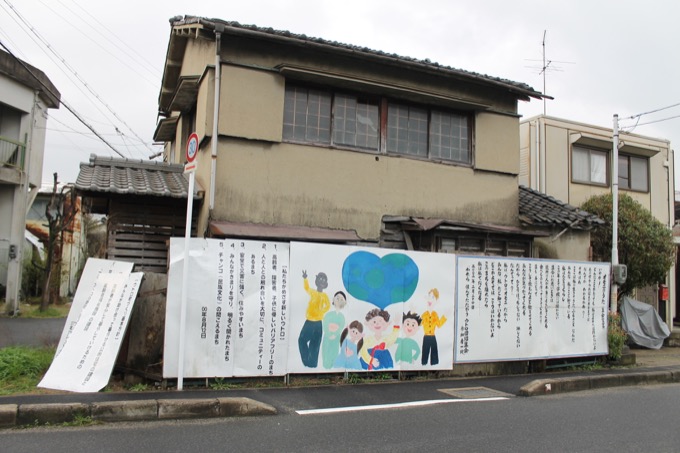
{"left": 0, "top": 317, "right": 65, "bottom": 348}
{"left": 2, "top": 382, "right": 680, "bottom": 452}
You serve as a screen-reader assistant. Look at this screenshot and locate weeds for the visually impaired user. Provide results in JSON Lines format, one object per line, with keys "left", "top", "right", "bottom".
{"left": 0, "top": 346, "right": 54, "bottom": 395}
{"left": 346, "top": 373, "right": 363, "bottom": 384}
{"left": 210, "top": 378, "right": 231, "bottom": 390}
{"left": 62, "top": 414, "right": 98, "bottom": 427}
{"left": 127, "top": 383, "right": 149, "bottom": 392}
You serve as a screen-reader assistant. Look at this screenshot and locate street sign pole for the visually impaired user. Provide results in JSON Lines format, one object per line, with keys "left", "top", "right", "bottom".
{"left": 178, "top": 133, "right": 199, "bottom": 390}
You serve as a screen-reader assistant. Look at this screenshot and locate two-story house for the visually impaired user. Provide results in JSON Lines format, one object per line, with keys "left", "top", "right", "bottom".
{"left": 520, "top": 115, "right": 675, "bottom": 324}
{"left": 154, "top": 16, "right": 550, "bottom": 258}
{"left": 0, "top": 49, "right": 60, "bottom": 314}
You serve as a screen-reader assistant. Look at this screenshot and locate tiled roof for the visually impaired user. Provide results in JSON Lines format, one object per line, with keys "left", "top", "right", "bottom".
{"left": 519, "top": 185, "right": 604, "bottom": 230}
{"left": 172, "top": 16, "right": 544, "bottom": 101}
{"left": 75, "top": 154, "right": 200, "bottom": 199}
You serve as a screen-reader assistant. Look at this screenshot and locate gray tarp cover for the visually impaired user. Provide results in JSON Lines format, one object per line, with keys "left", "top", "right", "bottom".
{"left": 621, "top": 296, "right": 670, "bottom": 349}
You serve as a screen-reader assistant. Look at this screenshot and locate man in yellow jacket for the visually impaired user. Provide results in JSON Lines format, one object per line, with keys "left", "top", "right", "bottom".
{"left": 421, "top": 288, "right": 446, "bottom": 366}
{"left": 298, "top": 270, "right": 330, "bottom": 367}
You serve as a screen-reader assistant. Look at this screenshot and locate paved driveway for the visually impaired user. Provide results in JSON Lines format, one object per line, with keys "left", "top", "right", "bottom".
{"left": 0, "top": 318, "right": 66, "bottom": 348}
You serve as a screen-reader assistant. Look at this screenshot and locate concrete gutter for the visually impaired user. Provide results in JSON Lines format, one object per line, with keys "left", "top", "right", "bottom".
{"left": 518, "top": 370, "right": 680, "bottom": 396}
{"left": 0, "top": 397, "right": 276, "bottom": 428}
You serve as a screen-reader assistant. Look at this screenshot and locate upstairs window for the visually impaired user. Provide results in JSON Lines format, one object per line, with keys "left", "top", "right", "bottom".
{"left": 619, "top": 154, "right": 649, "bottom": 192}
{"left": 572, "top": 146, "right": 607, "bottom": 186}
{"left": 429, "top": 110, "right": 470, "bottom": 163}
{"left": 283, "top": 86, "right": 331, "bottom": 144}
{"left": 283, "top": 84, "right": 472, "bottom": 165}
{"left": 387, "top": 104, "right": 428, "bottom": 157}
{"left": 332, "top": 94, "right": 379, "bottom": 150}
{"left": 386, "top": 104, "right": 470, "bottom": 164}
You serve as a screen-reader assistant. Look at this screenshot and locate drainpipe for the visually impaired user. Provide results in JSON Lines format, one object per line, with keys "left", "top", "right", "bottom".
{"left": 209, "top": 25, "right": 223, "bottom": 213}
{"left": 534, "top": 119, "right": 541, "bottom": 191}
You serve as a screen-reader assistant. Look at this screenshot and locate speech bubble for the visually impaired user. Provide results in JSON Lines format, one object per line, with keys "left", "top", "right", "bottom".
{"left": 341, "top": 251, "right": 419, "bottom": 309}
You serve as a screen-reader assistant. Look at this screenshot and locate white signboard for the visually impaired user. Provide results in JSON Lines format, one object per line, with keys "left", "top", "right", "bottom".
{"left": 454, "top": 256, "right": 610, "bottom": 363}
{"left": 39, "top": 259, "right": 143, "bottom": 392}
{"left": 163, "top": 238, "right": 290, "bottom": 378}
{"left": 288, "top": 242, "right": 456, "bottom": 373}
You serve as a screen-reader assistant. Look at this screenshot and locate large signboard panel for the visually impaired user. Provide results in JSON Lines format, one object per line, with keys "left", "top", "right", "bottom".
{"left": 163, "top": 238, "right": 289, "bottom": 378}
{"left": 455, "top": 256, "right": 610, "bottom": 363}
{"left": 39, "top": 259, "right": 142, "bottom": 392}
{"left": 164, "top": 240, "right": 612, "bottom": 378}
{"left": 288, "top": 242, "right": 456, "bottom": 373}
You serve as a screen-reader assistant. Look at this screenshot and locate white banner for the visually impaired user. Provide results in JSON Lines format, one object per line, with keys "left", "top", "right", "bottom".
{"left": 39, "top": 259, "right": 142, "bottom": 392}
{"left": 288, "top": 242, "right": 456, "bottom": 373}
{"left": 163, "top": 238, "right": 290, "bottom": 378}
{"left": 454, "top": 256, "right": 610, "bottom": 362}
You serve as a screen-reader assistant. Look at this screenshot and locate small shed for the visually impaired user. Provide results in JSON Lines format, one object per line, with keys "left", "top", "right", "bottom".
{"left": 75, "top": 154, "right": 202, "bottom": 273}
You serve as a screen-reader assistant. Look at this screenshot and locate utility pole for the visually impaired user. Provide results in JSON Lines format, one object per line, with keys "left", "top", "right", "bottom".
{"left": 611, "top": 114, "right": 619, "bottom": 313}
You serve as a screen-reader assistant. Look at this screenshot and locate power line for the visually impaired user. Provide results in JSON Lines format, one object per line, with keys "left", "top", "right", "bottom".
{"left": 40, "top": 0, "right": 160, "bottom": 87}
{"left": 3, "top": 0, "right": 153, "bottom": 158}
{"left": 0, "top": 38, "right": 126, "bottom": 158}
{"left": 64, "top": 0, "right": 161, "bottom": 79}
{"left": 624, "top": 102, "right": 680, "bottom": 120}
{"left": 631, "top": 113, "right": 680, "bottom": 128}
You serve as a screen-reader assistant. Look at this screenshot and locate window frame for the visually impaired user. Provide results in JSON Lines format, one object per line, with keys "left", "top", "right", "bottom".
{"left": 571, "top": 145, "right": 609, "bottom": 187}
{"left": 618, "top": 153, "right": 649, "bottom": 193}
{"left": 282, "top": 83, "right": 473, "bottom": 166}
{"left": 435, "top": 234, "right": 532, "bottom": 257}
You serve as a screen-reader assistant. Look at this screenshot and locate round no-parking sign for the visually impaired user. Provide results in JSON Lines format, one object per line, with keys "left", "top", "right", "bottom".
{"left": 186, "top": 133, "right": 199, "bottom": 163}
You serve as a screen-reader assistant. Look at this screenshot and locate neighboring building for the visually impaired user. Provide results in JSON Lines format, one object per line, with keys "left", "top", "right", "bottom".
{"left": 519, "top": 115, "right": 675, "bottom": 323}
{"left": 0, "top": 49, "right": 60, "bottom": 313}
{"left": 154, "top": 16, "right": 553, "bottom": 256}
{"left": 25, "top": 183, "right": 86, "bottom": 298}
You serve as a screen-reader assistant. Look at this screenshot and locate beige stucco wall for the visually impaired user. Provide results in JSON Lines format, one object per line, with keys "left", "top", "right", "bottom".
{"left": 207, "top": 139, "right": 519, "bottom": 240}
{"left": 219, "top": 65, "right": 284, "bottom": 142}
{"left": 195, "top": 71, "right": 213, "bottom": 141}
{"left": 180, "top": 39, "right": 215, "bottom": 79}
{"left": 535, "top": 231, "right": 592, "bottom": 262}
{"left": 475, "top": 113, "right": 519, "bottom": 174}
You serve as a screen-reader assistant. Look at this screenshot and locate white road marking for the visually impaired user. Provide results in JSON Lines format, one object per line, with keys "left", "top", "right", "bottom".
{"left": 296, "top": 396, "right": 508, "bottom": 415}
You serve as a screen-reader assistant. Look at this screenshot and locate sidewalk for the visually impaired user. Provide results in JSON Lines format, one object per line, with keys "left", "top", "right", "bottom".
{"left": 629, "top": 346, "right": 680, "bottom": 367}
{"left": 2, "top": 346, "right": 680, "bottom": 428}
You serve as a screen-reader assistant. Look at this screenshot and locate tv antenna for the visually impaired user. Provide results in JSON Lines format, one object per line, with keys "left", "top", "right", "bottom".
{"left": 525, "top": 30, "right": 574, "bottom": 115}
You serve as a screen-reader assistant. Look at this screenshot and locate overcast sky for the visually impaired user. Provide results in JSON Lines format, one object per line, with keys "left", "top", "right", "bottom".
{"left": 1, "top": 0, "right": 679, "bottom": 190}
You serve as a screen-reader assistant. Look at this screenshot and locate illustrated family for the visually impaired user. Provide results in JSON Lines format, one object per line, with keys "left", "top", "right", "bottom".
{"left": 297, "top": 270, "right": 447, "bottom": 370}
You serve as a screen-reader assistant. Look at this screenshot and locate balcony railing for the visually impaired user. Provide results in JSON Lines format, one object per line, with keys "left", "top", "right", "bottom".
{"left": 0, "top": 135, "right": 26, "bottom": 170}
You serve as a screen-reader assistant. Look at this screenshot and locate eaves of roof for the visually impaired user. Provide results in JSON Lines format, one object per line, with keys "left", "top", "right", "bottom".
{"left": 166, "top": 15, "right": 546, "bottom": 103}
{"left": 518, "top": 185, "right": 604, "bottom": 231}
{"left": 74, "top": 153, "right": 202, "bottom": 199}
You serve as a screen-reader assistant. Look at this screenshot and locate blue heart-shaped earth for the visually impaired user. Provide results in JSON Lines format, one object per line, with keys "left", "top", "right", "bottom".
{"left": 341, "top": 251, "right": 419, "bottom": 309}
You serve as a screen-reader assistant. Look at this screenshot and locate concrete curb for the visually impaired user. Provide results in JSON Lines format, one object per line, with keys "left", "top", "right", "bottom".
{"left": 518, "top": 370, "right": 680, "bottom": 396}
{"left": 0, "top": 397, "right": 276, "bottom": 428}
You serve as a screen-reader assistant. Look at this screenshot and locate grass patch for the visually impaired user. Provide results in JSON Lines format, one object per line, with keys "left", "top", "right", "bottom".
{"left": 0, "top": 346, "right": 55, "bottom": 395}
{"left": 62, "top": 414, "right": 98, "bottom": 427}
{"left": 1, "top": 302, "right": 71, "bottom": 318}
{"left": 127, "top": 383, "right": 150, "bottom": 392}
{"left": 210, "top": 378, "right": 232, "bottom": 390}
